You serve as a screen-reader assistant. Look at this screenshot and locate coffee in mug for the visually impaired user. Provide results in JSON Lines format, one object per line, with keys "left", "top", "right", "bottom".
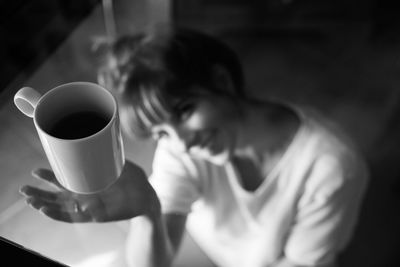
{"left": 49, "top": 111, "right": 109, "bottom": 140}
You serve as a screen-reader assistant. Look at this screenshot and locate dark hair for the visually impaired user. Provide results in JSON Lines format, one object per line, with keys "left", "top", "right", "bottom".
{"left": 98, "top": 27, "right": 245, "bottom": 138}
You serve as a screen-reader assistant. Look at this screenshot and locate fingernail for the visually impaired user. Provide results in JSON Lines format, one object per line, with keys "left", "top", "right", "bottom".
{"left": 31, "top": 169, "right": 40, "bottom": 177}
{"left": 25, "top": 199, "right": 33, "bottom": 208}
{"left": 39, "top": 207, "right": 47, "bottom": 215}
{"left": 19, "top": 186, "right": 27, "bottom": 195}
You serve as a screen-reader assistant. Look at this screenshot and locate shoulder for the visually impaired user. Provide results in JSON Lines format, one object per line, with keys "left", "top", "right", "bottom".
{"left": 293, "top": 106, "right": 369, "bottom": 197}
{"left": 296, "top": 105, "right": 366, "bottom": 166}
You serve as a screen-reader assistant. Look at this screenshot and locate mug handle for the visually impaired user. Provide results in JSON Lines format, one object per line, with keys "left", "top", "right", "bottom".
{"left": 14, "top": 87, "right": 42, "bottom": 118}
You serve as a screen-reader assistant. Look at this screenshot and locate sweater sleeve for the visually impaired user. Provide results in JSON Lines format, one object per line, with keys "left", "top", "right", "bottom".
{"left": 149, "top": 145, "right": 201, "bottom": 214}
{"left": 284, "top": 153, "right": 368, "bottom": 266}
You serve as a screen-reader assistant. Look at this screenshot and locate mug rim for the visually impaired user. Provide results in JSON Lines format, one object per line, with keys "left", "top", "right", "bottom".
{"left": 33, "top": 81, "right": 118, "bottom": 142}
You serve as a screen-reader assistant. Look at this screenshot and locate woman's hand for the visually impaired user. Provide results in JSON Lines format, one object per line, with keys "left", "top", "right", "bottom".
{"left": 19, "top": 160, "right": 160, "bottom": 223}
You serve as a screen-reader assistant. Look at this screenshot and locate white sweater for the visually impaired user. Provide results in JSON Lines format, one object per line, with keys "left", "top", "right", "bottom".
{"left": 149, "top": 107, "right": 369, "bottom": 267}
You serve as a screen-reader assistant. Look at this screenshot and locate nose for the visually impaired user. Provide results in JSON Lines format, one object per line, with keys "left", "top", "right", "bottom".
{"left": 162, "top": 124, "right": 198, "bottom": 152}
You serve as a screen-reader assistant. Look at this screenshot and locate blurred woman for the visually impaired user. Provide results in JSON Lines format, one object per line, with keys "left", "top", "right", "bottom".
{"left": 21, "top": 27, "right": 369, "bottom": 267}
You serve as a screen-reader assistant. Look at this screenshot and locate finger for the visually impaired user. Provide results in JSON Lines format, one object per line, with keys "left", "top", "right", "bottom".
{"left": 31, "top": 169, "right": 64, "bottom": 189}
{"left": 21, "top": 186, "right": 83, "bottom": 216}
{"left": 25, "top": 195, "right": 77, "bottom": 213}
{"left": 20, "top": 185, "right": 58, "bottom": 202}
{"left": 26, "top": 197, "right": 61, "bottom": 211}
{"left": 39, "top": 207, "right": 92, "bottom": 223}
{"left": 26, "top": 198, "right": 92, "bottom": 223}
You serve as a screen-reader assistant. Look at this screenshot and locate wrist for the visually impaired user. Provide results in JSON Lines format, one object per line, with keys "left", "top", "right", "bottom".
{"left": 145, "top": 195, "right": 162, "bottom": 222}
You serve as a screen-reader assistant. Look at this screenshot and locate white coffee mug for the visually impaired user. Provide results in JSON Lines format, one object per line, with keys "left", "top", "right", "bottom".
{"left": 14, "top": 82, "right": 125, "bottom": 194}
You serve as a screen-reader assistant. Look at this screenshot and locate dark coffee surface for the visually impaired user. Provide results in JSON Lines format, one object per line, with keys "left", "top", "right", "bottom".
{"left": 48, "top": 111, "right": 109, "bottom": 139}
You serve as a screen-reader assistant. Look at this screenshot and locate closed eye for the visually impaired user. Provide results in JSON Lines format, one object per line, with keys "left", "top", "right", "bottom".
{"left": 174, "top": 100, "right": 196, "bottom": 121}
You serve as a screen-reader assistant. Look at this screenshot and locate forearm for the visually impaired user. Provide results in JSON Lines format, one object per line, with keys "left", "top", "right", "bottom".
{"left": 125, "top": 213, "right": 174, "bottom": 267}
{"left": 270, "top": 257, "right": 336, "bottom": 267}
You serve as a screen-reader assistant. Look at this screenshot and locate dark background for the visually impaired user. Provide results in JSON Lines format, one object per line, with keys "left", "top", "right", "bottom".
{"left": 0, "top": 0, "right": 99, "bottom": 95}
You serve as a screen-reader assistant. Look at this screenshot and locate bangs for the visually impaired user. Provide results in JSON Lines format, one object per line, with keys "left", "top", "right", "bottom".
{"left": 120, "top": 83, "right": 173, "bottom": 138}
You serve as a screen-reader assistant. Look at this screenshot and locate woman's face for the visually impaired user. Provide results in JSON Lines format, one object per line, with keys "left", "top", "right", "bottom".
{"left": 151, "top": 93, "right": 242, "bottom": 165}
